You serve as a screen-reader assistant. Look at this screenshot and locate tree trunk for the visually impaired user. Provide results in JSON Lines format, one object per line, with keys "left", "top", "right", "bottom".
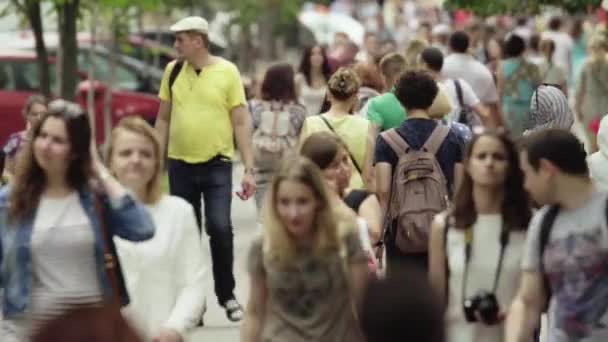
{"left": 87, "top": 2, "right": 97, "bottom": 138}
{"left": 103, "top": 11, "right": 119, "bottom": 145}
{"left": 257, "top": 10, "right": 276, "bottom": 61}
{"left": 237, "top": 25, "right": 252, "bottom": 74}
{"left": 25, "top": 0, "right": 50, "bottom": 97}
{"left": 57, "top": 0, "right": 80, "bottom": 101}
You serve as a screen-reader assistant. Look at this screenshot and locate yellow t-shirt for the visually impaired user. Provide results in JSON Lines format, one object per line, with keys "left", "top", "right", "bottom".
{"left": 159, "top": 58, "right": 246, "bottom": 163}
{"left": 300, "top": 114, "right": 369, "bottom": 190}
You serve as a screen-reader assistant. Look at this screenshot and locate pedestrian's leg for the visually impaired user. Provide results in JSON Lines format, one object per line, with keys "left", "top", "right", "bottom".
{"left": 168, "top": 159, "right": 203, "bottom": 231}
{"left": 200, "top": 159, "right": 241, "bottom": 321}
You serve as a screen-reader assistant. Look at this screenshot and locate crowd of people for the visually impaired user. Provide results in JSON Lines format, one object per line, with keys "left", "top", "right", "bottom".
{"left": 0, "top": 7, "right": 608, "bottom": 342}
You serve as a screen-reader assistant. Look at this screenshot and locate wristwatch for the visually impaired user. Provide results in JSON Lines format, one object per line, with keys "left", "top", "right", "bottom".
{"left": 244, "top": 167, "right": 254, "bottom": 175}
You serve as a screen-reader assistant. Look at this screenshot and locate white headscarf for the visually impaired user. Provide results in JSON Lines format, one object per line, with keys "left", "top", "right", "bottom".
{"left": 588, "top": 115, "right": 608, "bottom": 191}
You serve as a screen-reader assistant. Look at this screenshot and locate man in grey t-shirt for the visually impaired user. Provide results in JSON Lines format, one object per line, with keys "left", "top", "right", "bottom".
{"left": 506, "top": 129, "right": 608, "bottom": 342}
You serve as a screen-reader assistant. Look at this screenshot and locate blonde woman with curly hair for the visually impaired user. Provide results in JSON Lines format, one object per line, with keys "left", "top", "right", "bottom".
{"left": 300, "top": 67, "right": 373, "bottom": 190}
{"left": 240, "top": 157, "right": 369, "bottom": 342}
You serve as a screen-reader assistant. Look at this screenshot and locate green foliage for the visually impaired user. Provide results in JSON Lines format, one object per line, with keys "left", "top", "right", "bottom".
{"left": 443, "top": 0, "right": 601, "bottom": 16}
{"left": 216, "top": 0, "right": 331, "bottom": 33}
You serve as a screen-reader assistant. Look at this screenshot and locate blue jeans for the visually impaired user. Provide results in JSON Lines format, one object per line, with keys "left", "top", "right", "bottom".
{"left": 168, "top": 156, "right": 235, "bottom": 305}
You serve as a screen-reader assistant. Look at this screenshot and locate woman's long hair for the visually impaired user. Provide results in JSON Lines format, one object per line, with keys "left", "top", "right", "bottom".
{"left": 452, "top": 132, "right": 531, "bottom": 230}
{"left": 261, "top": 157, "right": 357, "bottom": 267}
{"left": 106, "top": 116, "right": 162, "bottom": 204}
{"left": 9, "top": 106, "right": 92, "bottom": 222}
{"left": 298, "top": 45, "right": 332, "bottom": 86}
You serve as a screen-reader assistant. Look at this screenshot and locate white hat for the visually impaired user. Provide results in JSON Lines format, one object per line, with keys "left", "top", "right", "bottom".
{"left": 170, "top": 16, "right": 209, "bottom": 34}
{"left": 432, "top": 24, "right": 450, "bottom": 36}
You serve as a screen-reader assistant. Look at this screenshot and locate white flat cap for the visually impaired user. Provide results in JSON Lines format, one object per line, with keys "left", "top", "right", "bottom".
{"left": 170, "top": 16, "right": 209, "bottom": 34}
{"left": 432, "top": 24, "right": 451, "bottom": 36}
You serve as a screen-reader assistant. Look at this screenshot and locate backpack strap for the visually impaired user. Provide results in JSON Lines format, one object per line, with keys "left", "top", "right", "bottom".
{"left": 538, "top": 205, "right": 560, "bottom": 311}
{"left": 423, "top": 124, "right": 450, "bottom": 155}
{"left": 380, "top": 129, "right": 411, "bottom": 156}
{"left": 168, "top": 60, "right": 184, "bottom": 100}
{"left": 443, "top": 213, "right": 451, "bottom": 309}
{"left": 453, "top": 79, "right": 464, "bottom": 108}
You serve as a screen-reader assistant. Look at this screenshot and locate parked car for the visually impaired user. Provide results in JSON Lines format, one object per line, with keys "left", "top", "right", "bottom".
{"left": 1, "top": 30, "right": 164, "bottom": 94}
{"left": 121, "top": 31, "right": 226, "bottom": 70}
{"left": 0, "top": 49, "right": 159, "bottom": 145}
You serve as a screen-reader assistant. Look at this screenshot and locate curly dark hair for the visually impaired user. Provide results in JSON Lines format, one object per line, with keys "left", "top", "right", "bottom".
{"left": 9, "top": 102, "right": 92, "bottom": 222}
{"left": 394, "top": 70, "right": 437, "bottom": 110}
{"left": 452, "top": 132, "right": 532, "bottom": 230}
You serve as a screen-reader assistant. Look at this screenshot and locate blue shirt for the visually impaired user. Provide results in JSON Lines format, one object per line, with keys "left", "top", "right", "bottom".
{"left": 0, "top": 186, "right": 155, "bottom": 318}
{"left": 374, "top": 118, "right": 464, "bottom": 193}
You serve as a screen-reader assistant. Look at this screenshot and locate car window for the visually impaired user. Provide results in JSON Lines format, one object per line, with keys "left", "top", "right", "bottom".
{"left": 0, "top": 62, "right": 15, "bottom": 90}
{"left": 10, "top": 61, "right": 57, "bottom": 93}
{"left": 121, "top": 41, "right": 173, "bottom": 69}
{"left": 78, "top": 51, "right": 139, "bottom": 91}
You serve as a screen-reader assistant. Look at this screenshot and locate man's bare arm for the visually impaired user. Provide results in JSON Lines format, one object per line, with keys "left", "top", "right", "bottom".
{"left": 155, "top": 100, "right": 172, "bottom": 158}
{"left": 505, "top": 271, "right": 546, "bottom": 342}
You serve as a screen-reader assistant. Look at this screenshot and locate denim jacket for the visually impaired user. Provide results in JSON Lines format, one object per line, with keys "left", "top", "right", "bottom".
{"left": 0, "top": 186, "right": 155, "bottom": 318}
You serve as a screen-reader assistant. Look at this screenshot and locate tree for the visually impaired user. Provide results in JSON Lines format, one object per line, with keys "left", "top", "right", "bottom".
{"left": 8, "top": 0, "right": 51, "bottom": 97}
{"left": 212, "top": 0, "right": 330, "bottom": 71}
{"left": 55, "top": 0, "right": 80, "bottom": 100}
{"left": 443, "top": 0, "right": 600, "bottom": 17}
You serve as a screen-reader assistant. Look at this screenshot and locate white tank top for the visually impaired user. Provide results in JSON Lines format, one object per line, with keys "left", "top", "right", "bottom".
{"left": 299, "top": 81, "right": 326, "bottom": 116}
{"left": 444, "top": 214, "right": 526, "bottom": 342}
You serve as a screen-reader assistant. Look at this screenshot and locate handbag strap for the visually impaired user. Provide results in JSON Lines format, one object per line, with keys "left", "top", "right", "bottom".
{"left": 93, "top": 196, "right": 121, "bottom": 305}
{"left": 319, "top": 115, "right": 363, "bottom": 175}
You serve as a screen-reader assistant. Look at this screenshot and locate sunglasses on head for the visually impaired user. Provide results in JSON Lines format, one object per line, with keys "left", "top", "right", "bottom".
{"left": 471, "top": 125, "right": 509, "bottom": 137}
{"left": 47, "top": 99, "right": 85, "bottom": 118}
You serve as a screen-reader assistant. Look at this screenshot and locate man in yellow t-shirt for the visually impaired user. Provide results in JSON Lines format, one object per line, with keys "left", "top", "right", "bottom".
{"left": 155, "top": 16, "right": 256, "bottom": 323}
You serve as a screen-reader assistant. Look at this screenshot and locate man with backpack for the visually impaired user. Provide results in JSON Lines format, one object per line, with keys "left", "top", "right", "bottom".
{"left": 419, "top": 47, "right": 489, "bottom": 128}
{"left": 506, "top": 129, "right": 608, "bottom": 342}
{"left": 155, "top": 16, "right": 256, "bottom": 322}
{"left": 375, "top": 70, "right": 464, "bottom": 272}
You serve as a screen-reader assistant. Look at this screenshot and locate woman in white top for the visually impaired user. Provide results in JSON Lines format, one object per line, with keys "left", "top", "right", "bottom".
{"left": 429, "top": 130, "right": 532, "bottom": 342}
{"left": 107, "top": 117, "right": 206, "bottom": 342}
{"left": 0, "top": 100, "right": 155, "bottom": 342}
{"left": 296, "top": 45, "right": 332, "bottom": 115}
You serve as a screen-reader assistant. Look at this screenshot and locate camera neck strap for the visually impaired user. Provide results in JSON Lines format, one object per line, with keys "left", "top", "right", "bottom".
{"left": 461, "top": 222, "right": 510, "bottom": 306}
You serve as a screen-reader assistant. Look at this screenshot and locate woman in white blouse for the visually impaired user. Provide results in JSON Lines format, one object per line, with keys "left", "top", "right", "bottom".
{"left": 107, "top": 117, "right": 207, "bottom": 342}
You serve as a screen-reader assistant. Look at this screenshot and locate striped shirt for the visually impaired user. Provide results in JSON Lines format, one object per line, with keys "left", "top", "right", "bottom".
{"left": 525, "top": 84, "right": 574, "bottom": 135}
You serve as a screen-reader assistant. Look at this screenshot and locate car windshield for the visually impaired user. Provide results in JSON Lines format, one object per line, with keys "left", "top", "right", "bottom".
{"left": 77, "top": 50, "right": 140, "bottom": 91}
{"left": 11, "top": 61, "right": 58, "bottom": 93}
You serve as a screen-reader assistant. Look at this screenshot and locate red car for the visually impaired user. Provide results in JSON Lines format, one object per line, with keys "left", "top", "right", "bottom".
{"left": 0, "top": 49, "right": 160, "bottom": 145}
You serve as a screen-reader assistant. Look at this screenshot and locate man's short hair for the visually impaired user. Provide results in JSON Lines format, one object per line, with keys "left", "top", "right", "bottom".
{"left": 521, "top": 129, "right": 588, "bottom": 175}
{"left": 449, "top": 31, "right": 470, "bottom": 53}
{"left": 420, "top": 47, "right": 444, "bottom": 72}
{"left": 548, "top": 16, "right": 562, "bottom": 31}
{"left": 379, "top": 53, "right": 406, "bottom": 80}
{"left": 394, "top": 70, "right": 438, "bottom": 111}
{"left": 360, "top": 266, "right": 444, "bottom": 342}
{"left": 504, "top": 34, "right": 526, "bottom": 58}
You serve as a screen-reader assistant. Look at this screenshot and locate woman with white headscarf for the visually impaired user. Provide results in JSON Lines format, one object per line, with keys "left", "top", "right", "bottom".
{"left": 588, "top": 115, "right": 608, "bottom": 191}
{"left": 524, "top": 84, "right": 573, "bottom": 135}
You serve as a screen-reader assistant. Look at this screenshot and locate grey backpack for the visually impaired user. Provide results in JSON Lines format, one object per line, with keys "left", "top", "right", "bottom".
{"left": 380, "top": 125, "right": 450, "bottom": 253}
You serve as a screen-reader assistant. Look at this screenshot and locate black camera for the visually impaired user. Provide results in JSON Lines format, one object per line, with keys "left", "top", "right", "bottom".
{"left": 463, "top": 291, "right": 500, "bottom": 325}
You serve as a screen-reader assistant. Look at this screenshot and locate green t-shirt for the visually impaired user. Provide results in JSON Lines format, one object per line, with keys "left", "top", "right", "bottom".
{"left": 365, "top": 91, "right": 407, "bottom": 131}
